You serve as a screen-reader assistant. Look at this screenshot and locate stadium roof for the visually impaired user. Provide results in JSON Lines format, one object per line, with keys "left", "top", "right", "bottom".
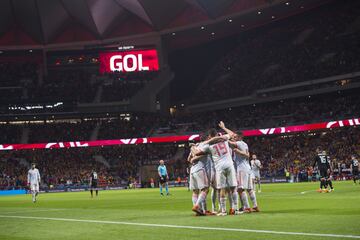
{"left": 0, "top": 0, "right": 328, "bottom": 50}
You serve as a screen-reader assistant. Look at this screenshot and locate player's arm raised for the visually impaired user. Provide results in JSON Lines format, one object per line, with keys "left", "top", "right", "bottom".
{"left": 218, "top": 121, "right": 238, "bottom": 148}
{"left": 218, "top": 121, "right": 236, "bottom": 138}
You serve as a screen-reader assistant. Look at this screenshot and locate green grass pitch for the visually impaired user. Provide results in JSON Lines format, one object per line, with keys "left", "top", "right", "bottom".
{"left": 0, "top": 181, "right": 359, "bottom": 240}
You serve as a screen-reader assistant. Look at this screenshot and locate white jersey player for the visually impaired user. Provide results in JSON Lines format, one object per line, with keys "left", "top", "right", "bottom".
{"left": 219, "top": 121, "right": 260, "bottom": 212}
{"left": 27, "top": 163, "right": 41, "bottom": 203}
{"left": 195, "top": 128, "right": 238, "bottom": 216}
{"left": 192, "top": 140, "right": 218, "bottom": 214}
{"left": 251, "top": 154, "right": 262, "bottom": 192}
{"left": 188, "top": 141, "right": 211, "bottom": 216}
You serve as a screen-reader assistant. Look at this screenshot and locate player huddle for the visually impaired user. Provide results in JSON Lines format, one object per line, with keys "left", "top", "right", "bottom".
{"left": 187, "top": 121, "right": 261, "bottom": 216}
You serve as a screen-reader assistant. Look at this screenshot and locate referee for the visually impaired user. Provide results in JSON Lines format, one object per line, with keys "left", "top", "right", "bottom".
{"left": 158, "top": 160, "right": 169, "bottom": 196}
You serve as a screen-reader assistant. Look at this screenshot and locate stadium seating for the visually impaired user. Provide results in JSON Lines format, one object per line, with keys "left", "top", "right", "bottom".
{"left": 1, "top": 125, "right": 358, "bottom": 190}
{"left": 157, "top": 92, "right": 360, "bottom": 134}
{"left": 0, "top": 144, "right": 180, "bottom": 190}
{"left": 189, "top": 1, "right": 360, "bottom": 103}
{"left": 101, "top": 71, "right": 158, "bottom": 102}
{"left": 0, "top": 64, "right": 157, "bottom": 106}
{"left": 0, "top": 0, "right": 359, "bottom": 192}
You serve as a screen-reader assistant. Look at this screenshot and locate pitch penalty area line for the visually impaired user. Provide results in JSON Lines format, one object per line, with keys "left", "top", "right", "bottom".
{"left": 0, "top": 215, "right": 359, "bottom": 239}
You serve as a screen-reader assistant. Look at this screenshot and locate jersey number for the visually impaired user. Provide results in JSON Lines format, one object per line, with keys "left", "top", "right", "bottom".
{"left": 320, "top": 156, "right": 327, "bottom": 164}
{"left": 214, "top": 142, "right": 228, "bottom": 157}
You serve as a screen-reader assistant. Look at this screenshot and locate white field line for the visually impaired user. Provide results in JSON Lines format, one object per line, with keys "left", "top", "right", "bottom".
{"left": 1, "top": 208, "right": 65, "bottom": 214}
{"left": 0, "top": 215, "right": 359, "bottom": 239}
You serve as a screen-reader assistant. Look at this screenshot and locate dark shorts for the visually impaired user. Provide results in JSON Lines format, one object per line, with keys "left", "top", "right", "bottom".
{"left": 353, "top": 168, "right": 359, "bottom": 176}
{"left": 159, "top": 175, "right": 167, "bottom": 184}
{"left": 91, "top": 181, "right": 98, "bottom": 188}
{"left": 319, "top": 169, "right": 329, "bottom": 179}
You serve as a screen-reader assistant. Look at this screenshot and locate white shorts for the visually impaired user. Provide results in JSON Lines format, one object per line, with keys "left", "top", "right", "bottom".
{"left": 30, "top": 183, "right": 39, "bottom": 192}
{"left": 253, "top": 170, "right": 260, "bottom": 179}
{"left": 237, "top": 170, "right": 253, "bottom": 190}
{"left": 216, "top": 165, "right": 237, "bottom": 189}
{"left": 190, "top": 169, "right": 209, "bottom": 190}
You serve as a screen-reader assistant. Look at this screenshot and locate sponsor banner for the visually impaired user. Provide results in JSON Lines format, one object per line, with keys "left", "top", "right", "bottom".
{"left": 45, "top": 189, "right": 66, "bottom": 193}
{"left": 260, "top": 178, "right": 288, "bottom": 183}
{"left": 168, "top": 181, "right": 188, "bottom": 188}
{"left": 0, "top": 189, "right": 26, "bottom": 196}
{"left": 244, "top": 118, "right": 360, "bottom": 136}
{"left": 99, "top": 49, "right": 159, "bottom": 73}
{"left": 0, "top": 117, "right": 358, "bottom": 151}
{"left": 39, "top": 187, "right": 126, "bottom": 193}
{"left": 273, "top": 178, "right": 288, "bottom": 183}
{"left": 68, "top": 188, "right": 86, "bottom": 192}
{"left": 107, "top": 187, "right": 125, "bottom": 190}
{"left": 333, "top": 168, "right": 351, "bottom": 173}
{"left": 260, "top": 179, "right": 272, "bottom": 183}
{"left": 0, "top": 135, "right": 199, "bottom": 151}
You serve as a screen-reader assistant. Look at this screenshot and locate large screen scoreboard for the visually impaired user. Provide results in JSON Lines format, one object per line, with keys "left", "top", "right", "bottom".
{"left": 99, "top": 49, "right": 159, "bottom": 74}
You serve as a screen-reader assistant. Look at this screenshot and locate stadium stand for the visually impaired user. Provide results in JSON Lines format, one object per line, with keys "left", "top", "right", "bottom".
{"left": 0, "top": 0, "right": 358, "bottom": 191}
{"left": 156, "top": 91, "right": 360, "bottom": 135}
{"left": 187, "top": 0, "right": 360, "bottom": 103}
{"left": 1, "top": 126, "right": 358, "bottom": 190}
{"left": 0, "top": 144, "right": 180, "bottom": 190}
{"left": 0, "top": 63, "right": 157, "bottom": 106}
{"left": 101, "top": 71, "right": 158, "bottom": 102}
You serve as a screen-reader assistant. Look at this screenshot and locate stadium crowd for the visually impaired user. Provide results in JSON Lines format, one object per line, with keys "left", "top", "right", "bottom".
{"left": 0, "top": 90, "right": 358, "bottom": 144}
{"left": 1, "top": 126, "right": 358, "bottom": 190}
{"left": 192, "top": 0, "right": 360, "bottom": 103}
{"left": 101, "top": 71, "right": 157, "bottom": 102}
{"left": 0, "top": 64, "right": 157, "bottom": 107}
{"left": 166, "top": 92, "right": 360, "bottom": 134}
{"left": 0, "top": 0, "right": 359, "bottom": 192}
{"left": 28, "top": 69, "right": 98, "bottom": 103}
{"left": 0, "top": 62, "right": 38, "bottom": 103}
{"left": 0, "top": 144, "right": 179, "bottom": 190}
{"left": 248, "top": 127, "right": 360, "bottom": 179}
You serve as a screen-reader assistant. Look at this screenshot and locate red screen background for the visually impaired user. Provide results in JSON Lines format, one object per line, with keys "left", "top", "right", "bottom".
{"left": 99, "top": 49, "right": 159, "bottom": 73}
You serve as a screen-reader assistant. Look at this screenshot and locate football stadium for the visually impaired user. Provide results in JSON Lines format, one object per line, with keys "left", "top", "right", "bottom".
{"left": 0, "top": 0, "right": 359, "bottom": 239}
